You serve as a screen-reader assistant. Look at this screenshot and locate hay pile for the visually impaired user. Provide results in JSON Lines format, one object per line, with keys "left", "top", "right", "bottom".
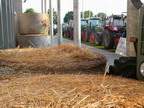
{"left": 0, "top": 44, "right": 106, "bottom": 73}
{"left": 0, "top": 73, "right": 144, "bottom": 107}
{"left": 0, "top": 44, "right": 144, "bottom": 107}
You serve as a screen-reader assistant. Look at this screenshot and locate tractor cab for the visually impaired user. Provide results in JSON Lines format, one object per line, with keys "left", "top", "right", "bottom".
{"left": 81, "top": 18, "right": 88, "bottom": 31}
{"left": 105, "top": 15, "right": 126, "bottom": 32}
{"left": 81, "top": 18, "right": 88, "bottom": 26}
{"left": 88, "top": 17, "right": 103, "bottom": 27}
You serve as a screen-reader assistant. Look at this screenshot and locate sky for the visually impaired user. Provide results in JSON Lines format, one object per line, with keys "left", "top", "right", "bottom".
{"left": 23, "top": 0, "right": 127, "bottom": 20}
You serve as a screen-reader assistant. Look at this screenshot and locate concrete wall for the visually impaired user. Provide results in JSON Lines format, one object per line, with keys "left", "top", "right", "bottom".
{"left": 0, "top": 0, "right": 22, "bottom": 49}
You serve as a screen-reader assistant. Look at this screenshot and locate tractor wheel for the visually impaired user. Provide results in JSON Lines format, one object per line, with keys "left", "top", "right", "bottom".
{"left": 109, "top": 57, "right": 137, "bottom": 78}
{"left": 82, "top": 30, "right": 89, "bottom": 42}
{"left": 67, "top": 31, "right": 70, "bottom": 38}
{"left": 90, "top": 33, "right": 95, "bottom": 44}
{"left": 81, "top": 31, "right": 84, "bottom": 41}
{"left": 94, "top": 33, "right": 102, "bottom": 46}
{"left": 137, "top": 64, "right": 144, "bottom": 81}
{"left": 114, "top": 33, "right": 121, "bottom": 48}
{"left": 103, "top": 29, "right": 115, "bottom": 49}
{"left": 70, "top": 30, "right": 74, "bottom": 39}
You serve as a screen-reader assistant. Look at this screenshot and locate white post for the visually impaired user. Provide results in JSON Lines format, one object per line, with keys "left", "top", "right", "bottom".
{"left": 49, "top": 0, "right": 53, "bottom": 45}
{"left": 57, "top": 0, "right": 63, "bottom": 44}
{"left": 41, "top": 0, "right": 44, "bottom": 13}
{"left": 82, "top": 0, "right": 84, "bottom": 18}
{"left": 73, "top": 0, "right": 81, "bottom": 47}
{"left": 44, "top": 0, "right": 47, "bottom": 13}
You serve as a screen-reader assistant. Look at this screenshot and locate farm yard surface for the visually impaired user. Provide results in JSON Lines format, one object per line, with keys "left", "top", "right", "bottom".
{"left": 0, "top": 44, "right": 144, "bottom": 107}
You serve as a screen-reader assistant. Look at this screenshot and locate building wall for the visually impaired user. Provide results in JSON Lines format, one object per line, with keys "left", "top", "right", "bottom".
{"left": 0, "top": 0, "right": 22, "bottom": 49}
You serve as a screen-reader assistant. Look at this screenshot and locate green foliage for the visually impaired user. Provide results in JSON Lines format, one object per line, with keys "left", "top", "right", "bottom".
{"left": 64, "top": 11, "right": 73, "bottom": 23}
{"left": 83, "top": 10, "right": 93, "bottom": 18}
{"left": 24, "top": 8, "right": 36, "bottom": 13}
{"left": 97, "top": 12, "right": 106, "bottom": 19}
{"left": 53, "top": 10, "right": 58, "bottom": 24}
{"left": 48, "top": 9, "right": 57, "bottom": 24}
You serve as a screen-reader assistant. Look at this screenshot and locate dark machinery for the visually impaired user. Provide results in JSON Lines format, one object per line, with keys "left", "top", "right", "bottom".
{"left": 110, "top": 0, "right": 144, "bottom": 80}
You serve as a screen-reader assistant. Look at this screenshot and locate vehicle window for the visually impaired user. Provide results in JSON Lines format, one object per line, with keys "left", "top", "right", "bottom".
{"left": 113, "top": 19, "right": 124, "bottom": 26}
{"left": 88, "top": 20, "right": 102, "bottom": 26}
{"left": 81, "top": 21, "right": 87, "bottom": 26}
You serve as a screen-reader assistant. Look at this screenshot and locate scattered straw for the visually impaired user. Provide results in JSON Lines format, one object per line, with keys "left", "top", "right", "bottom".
{"left": 0, "top": 44, "right": 143, "bottom": 107}
{"left": 0, "top": 44, "right": 106, "bottom": 73}
{"left": 0, "top": 74, "right": 144, "bottom": 107}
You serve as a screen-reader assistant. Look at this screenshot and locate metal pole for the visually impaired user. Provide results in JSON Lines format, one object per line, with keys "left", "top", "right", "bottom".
{"left": 126, "top": 0, "right": 139, "bottom": 57}
{"left": 44, "top": 0, "right": 46, "bottom": 13}
{"left": 82, "top": 0, "right": 84, "bottom": 18}
{"left": 49, "top": 0, "right": 53, "bottom": 46}
{"left": 0, "top": 0, "right": 4, "bottom": 49}
{"left": 73, "top": 0, "right": 81, "bottom": 47}
{"left": 41, "top": 0, "right": 43, "bottom": 13}
{"left": 57, "top": 0, "right": 63, "bottom": 44}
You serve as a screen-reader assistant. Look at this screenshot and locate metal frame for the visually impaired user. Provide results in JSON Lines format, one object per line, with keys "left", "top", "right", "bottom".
{"left": 0, "top": 0, "right": 22, "bottom": 49}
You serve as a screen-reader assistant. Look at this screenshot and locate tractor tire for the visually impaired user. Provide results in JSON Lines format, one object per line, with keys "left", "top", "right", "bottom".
{"left": 81, "top": 31, "right": 84, "bottom": 41}
{"left": 103, "top": 29, "right": 115, "bottom": 49}
{"left": 70, "top": 30, "right": 74, "bottom": 39}
{"left": 137, "top": 65, "right": 144, "bottom": 81}
{"left": 109, "top": 57, "right": 137, "bottom": 78}
{"left": 94, "top": 33, "right": 103, "bottom": 46}
{"left": 82, "top": 30, "right": 90, "bottom": 42}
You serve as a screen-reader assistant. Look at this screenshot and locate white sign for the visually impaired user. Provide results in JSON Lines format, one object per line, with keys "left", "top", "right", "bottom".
{"left": 115, "top": 37, "right": 126, "bottom": 56}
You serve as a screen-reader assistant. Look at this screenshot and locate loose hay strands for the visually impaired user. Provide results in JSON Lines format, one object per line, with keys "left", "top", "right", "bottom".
{"left": 0, "top": 44, "right": 106, "bottom": 73}
{"left": 0, "top": 74, "right": 144, "bottom": 107}
{"left": 0, "top": 44, "right": 144, "bottom": 107}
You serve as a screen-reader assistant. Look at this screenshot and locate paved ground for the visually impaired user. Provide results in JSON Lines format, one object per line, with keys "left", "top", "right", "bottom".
{"left": 52, "top": 36, "right": 122, "bottom": 66}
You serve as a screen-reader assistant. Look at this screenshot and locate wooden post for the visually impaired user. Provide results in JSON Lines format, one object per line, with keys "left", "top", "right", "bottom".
{"left": 73, "top": 0, "right": 81, "bottom": 47}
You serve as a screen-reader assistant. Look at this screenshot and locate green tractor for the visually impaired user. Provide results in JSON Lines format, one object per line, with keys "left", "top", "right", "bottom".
{"left": 82, "top": 17, "right": 104, "bottom": 45}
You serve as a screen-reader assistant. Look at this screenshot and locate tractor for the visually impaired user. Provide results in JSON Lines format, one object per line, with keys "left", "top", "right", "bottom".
{"left": 103, "top": 15, "right": 127, "bottom": 49}
{"left": 81, "top": 18, "right": 88, "bottom": 40}
{"left": 63, "top": 20, "right": 73, "bottom": 38}
{"left": 82, "top": 17, "right": 104, "bottom": 45}
{"left": 110, "top": 0, "right": 144, "bottom": 81}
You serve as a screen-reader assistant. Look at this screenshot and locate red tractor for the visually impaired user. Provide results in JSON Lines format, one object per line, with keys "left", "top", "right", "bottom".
{"left": 103, "top": 15, "right": 126, "bottom": 49}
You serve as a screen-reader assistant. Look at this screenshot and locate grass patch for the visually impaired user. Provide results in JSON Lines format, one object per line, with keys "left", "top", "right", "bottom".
{"left": 63, "top": 36, "right": 116, "bottom": 52}
{"left": 82, "top": 42, "right": 116, "bottom": 52}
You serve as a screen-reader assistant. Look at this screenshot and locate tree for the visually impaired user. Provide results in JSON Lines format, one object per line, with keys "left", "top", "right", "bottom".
{"left": 53, "top": 11, "right": 57, "bottom": 24}
{"left": 64, "top": 11, "right": 73, "bottom": 23}
{"left": 24, "top": 8, "right": 36, "bottom": 13}
{"left": 97, "top": 12, "right": 106, "bottom": 19}
{"left": 48, "top": 9, "right": 58, "bottom": 24}
{"left": 83, "top": 10, "right": 93, "bottom": 18}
